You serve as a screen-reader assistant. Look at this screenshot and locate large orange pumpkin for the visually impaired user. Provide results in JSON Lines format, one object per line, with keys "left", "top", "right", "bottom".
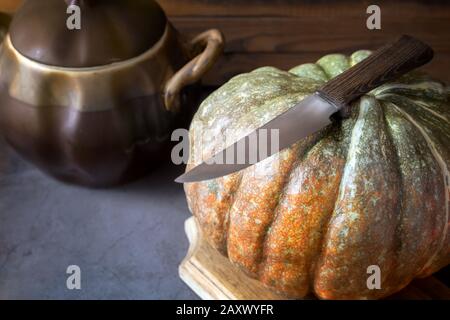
{"left": 184, "top": 50, "right": 450, "bottom": 299}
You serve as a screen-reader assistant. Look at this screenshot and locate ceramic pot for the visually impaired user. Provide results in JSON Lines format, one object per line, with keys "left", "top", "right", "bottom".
{"left": 0, "top": 0, "right": 224, "bottom": 187}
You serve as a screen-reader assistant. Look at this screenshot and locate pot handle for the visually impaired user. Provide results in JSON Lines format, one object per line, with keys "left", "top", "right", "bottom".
{"left": 164, "top": 29, "right": 224, "bottom": 112}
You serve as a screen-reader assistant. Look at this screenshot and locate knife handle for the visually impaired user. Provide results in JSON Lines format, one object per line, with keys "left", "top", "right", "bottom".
{"left": 318, "top": 35, "right": 433, "bottom": 108}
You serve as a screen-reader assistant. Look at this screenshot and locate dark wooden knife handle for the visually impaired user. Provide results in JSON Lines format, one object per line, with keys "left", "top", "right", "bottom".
{"left": 318, "top": 35, "right": 434, "bottom": 108}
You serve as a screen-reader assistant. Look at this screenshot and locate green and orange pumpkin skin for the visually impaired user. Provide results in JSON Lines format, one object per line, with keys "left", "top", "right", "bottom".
{"left": 184, "top": 51, "right": 450, "bottom": 299}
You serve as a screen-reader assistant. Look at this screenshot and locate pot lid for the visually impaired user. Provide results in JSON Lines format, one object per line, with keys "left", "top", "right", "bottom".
{"left": 9, "top": 0, "right": 167, "bottom": 68}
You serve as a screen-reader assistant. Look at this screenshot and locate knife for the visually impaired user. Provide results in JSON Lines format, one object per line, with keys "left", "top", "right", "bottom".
{"left": 176, "top": 35, "right": 433, "bottom": 183}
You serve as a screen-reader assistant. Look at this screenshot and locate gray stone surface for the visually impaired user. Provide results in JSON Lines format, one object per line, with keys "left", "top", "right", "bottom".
{"left": 0, "top": 141, "right": 198, "bottom": 300}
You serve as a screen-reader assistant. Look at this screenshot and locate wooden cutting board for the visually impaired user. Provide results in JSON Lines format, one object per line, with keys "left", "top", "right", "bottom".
{"left": 179, "top": 217, "right": 450, "bottom": 300}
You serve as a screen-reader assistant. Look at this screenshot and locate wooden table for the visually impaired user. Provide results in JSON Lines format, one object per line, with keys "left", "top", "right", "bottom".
{"left": 160, "top": 0, "right": 450, "bottom": 85}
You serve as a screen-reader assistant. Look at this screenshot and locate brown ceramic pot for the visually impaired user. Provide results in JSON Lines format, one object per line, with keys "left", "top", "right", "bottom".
{"left": 0, "top": 0, "right": 224, "bottom": 187}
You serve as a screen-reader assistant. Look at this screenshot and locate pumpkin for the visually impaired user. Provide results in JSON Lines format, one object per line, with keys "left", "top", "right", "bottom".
{"left": 184, "top": 50, "right": 450, "bottom": 299}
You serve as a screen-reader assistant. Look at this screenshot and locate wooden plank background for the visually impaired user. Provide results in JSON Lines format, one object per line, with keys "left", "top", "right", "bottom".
{"left": 157, "top": 0, "right": 450, "bottom": 85}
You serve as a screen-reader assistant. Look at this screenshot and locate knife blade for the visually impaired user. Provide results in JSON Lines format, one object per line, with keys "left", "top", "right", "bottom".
{"left": 176, "top": 35, "right": 433, "bottom": 183}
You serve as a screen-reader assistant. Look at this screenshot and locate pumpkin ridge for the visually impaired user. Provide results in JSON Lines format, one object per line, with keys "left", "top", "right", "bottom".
{"left": 305, "top": 116, "right": 358, "bottom": 293}
{"left": 314, "top": 96, "right": 402, "bottom": 299}
{"left": 374, "top": 80, "right": 448, "bottom": 103}
{"left": 383, "top": 96, "right": 450, "bottom": 156}
{"left": 223, "top": 173, "right": 244, "bottom": 256}
{"left": 256, "top": 154, "right": 299, "bottom": 276}
{"left": 391, "top": 105, "right": 449, "bottom": 274}
{"left": 312, "top": 104, "right": 361, "bottom": 289}
{"left": 226, "top": 146, "right": 299, "bottom": 274}
{"left": 410, "top": 101, "right": 449, "bottom": 122}
{"left": 387, "top": 97, "right": 450, "bottom": 275}
{"left": 380, "top": 94, "right": 449, "bottom": 122}
{"left": 257, "top": 134, "right": 325, "bottom": 271}
{"left": 312, "top": 60, "right": 333, "bottom": 81}
{"left": 288, "top": 63, "right": 328, "bottom": 83}
{"left": 386, "top": 101, "right": 438, "bottom": 292}
{"left": 316, "top": 54, "right": 350, "bottom": 79}
{"left": 379, "top": 102, "right": 411, "bottom": 289}
{"left": 255, "top": 125, "right": 338, "bottom": 283}
{"left": 382, "top": 102, "right": 445, "bottom": 289}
